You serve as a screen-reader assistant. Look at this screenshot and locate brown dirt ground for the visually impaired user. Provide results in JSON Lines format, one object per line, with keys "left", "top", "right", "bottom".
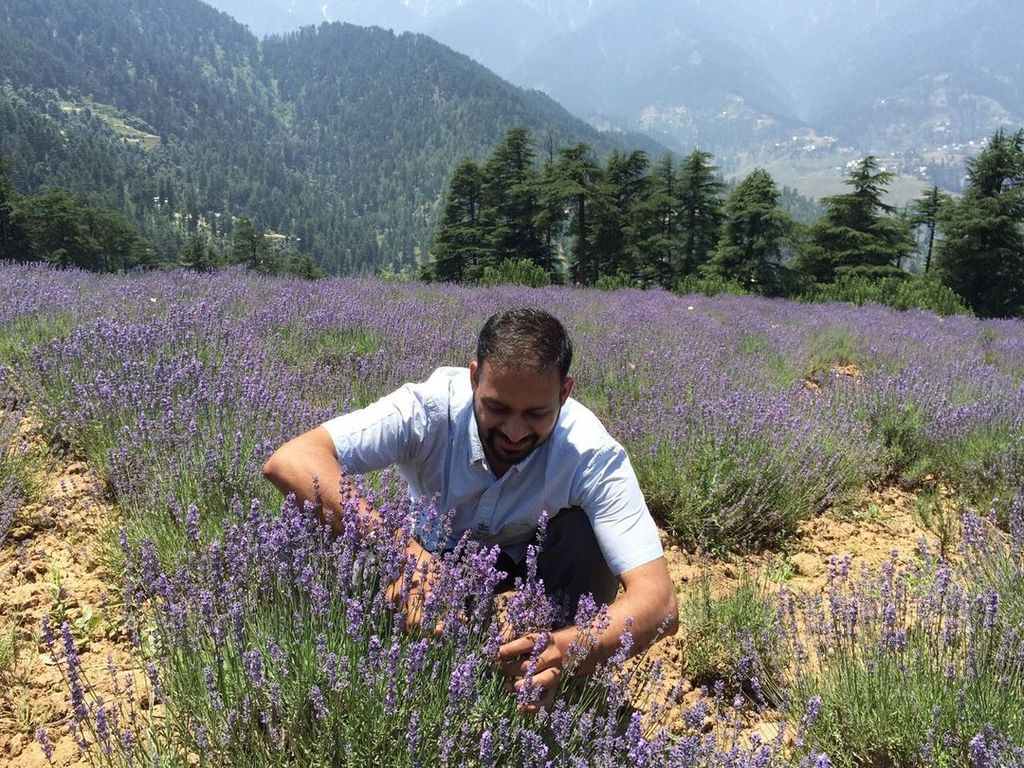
{"left": 0, "top": 425, "right": 141, "bottom": 768}
{"left": 646, "top": 483, "right": 942, "bottom": 744}
{"left": 0, "top": 430, "right": 940, "bottom": 766}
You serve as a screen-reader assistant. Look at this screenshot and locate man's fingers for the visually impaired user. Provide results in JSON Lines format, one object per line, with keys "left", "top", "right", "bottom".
{"left": 512, "top": 666, "right": 561, "bottom": 713}
{"left": 504, "top": 666, "right": 560, "bottom": 692}
{"left": 496, "top": 634, "right": 543, "bottom": 678}
{"left": 495, "top": 635, "right": 565, "bottom": 713}
{"left": 514, "top": 666, "right": 559, "bottom": 690}
{"left": 497, "top": 633, "right": 540, "bottom": 661}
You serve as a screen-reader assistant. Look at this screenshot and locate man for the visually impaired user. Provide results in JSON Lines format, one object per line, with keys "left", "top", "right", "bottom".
{"left": 263, "top": 307, "right": 677, "bottom": 711}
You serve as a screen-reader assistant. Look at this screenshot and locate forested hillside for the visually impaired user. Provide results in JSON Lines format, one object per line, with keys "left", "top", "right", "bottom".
{"left": 0, "top": 0, "right": 663, "bottom": 273}
{"left": 223, "top": 0, "right": 1024, "bottom": 180}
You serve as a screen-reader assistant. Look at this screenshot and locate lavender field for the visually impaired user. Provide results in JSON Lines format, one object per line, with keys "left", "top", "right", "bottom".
{"left": 2, "top": 263, "right": 1023, "bottom": 767}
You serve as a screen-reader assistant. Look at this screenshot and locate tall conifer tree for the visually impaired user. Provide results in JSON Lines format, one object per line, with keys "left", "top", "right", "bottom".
{"left": 429, "top": 159, "right": 489, "bottom": 283}
{"left": 0, "top": 158, "right": 29, "bottom": 262}
{"left": 936, "top": 129, "right": 1024, "bottom": 317}
{"left": 704, "top": 168, "right": 793, "bottom": 295}
{"left": 594, "top": 149, "right": 650, "bottom": 282}
{"left": 800, "top": 156, "right": 913, "bottom": 282}
{"left": 630, "top": 155, "right": 680, "bottom": 288}
{"left": 909, "top": 185, "right": 948, "bottom": 273}
{"left": 677, "top": 150, "right": 725, "bottom": 277}
{"left": 544, "top": 143, "right": 605, "bottom": 285}
{"left": 480, "top": 128, "right": 549, "bottom": 270}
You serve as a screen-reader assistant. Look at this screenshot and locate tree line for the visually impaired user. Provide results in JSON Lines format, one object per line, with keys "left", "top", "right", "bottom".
{"left": 423, "top": 127, "right": 1024, "bottom": 318}
{"left": 0, "top": 157, "right": 322, "bottom": 279}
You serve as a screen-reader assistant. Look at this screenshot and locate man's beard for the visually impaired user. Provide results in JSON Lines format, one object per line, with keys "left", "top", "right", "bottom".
{"left": 484, "top": 428, "right": 539, "bottom": 465}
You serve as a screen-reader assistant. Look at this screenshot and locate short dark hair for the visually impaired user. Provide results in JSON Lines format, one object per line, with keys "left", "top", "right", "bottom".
{"left": 476, "top": 308, "right": 573, "bottom": 380}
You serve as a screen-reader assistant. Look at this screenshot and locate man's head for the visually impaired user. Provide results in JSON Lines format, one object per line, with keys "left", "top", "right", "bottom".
{"left": 470, "top": 308, "right": 574, "bottom": 472}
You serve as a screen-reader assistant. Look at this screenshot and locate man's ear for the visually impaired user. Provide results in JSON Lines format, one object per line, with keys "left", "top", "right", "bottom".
{"left": 469, "top": 359, "right": 479, "bottom": 389}
{"left": 560, "top": 375, "right": 574, "bottom": 405}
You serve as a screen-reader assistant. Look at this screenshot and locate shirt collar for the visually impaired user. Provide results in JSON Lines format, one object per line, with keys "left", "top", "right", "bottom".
{"left": 467, "top": 404, "right": 487, "bottom": 465}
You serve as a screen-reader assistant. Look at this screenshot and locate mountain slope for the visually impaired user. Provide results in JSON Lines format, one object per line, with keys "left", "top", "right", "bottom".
{"left": 798, "top": 0, "right": 1024, "bottom": 148}
{"left": 0, "top": 0, "right": 668, "bottom": 273}
{"left": 506, "top": 0, "right": 799, "bottom": 152}
{"left": 213, "top": 0, "right": 1024, "bottom": 163}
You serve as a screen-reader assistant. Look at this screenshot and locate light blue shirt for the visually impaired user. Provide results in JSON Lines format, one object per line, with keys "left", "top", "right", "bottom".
{"left": 322, "top": 367, "right": 663, "bottom": 575}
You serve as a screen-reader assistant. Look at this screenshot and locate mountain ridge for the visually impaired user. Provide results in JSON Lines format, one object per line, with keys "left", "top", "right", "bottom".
{"left": 0, "top": 0, "right": 669, "bottom": 273}
{"left": 213, "top": 0, "right": 1024, "bottom": 167}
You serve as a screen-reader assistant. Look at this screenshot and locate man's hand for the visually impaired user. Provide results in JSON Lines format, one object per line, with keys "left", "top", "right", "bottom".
{"left": 496, "top": 629, "right": 572, "bottom": 713}
{"left": 385, "top": 541, "right": 445, "bottom": 636}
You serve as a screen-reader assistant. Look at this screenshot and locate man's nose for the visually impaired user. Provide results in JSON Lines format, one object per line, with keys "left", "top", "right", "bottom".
{"left": 504, "top": 415, "right": 530, "bottom": 443}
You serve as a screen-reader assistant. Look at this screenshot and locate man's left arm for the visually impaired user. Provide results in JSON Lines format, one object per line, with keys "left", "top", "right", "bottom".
{"left": 497, "top": 444, "right": 679, "bottom": 711}
{"left": 497, "top": 557, "right": 677, "bottom": 712}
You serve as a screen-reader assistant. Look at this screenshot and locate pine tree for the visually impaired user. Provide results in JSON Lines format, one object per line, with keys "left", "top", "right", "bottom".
{"left": 594, "top": 149, "right": 649, "bottom": 283}
{"left": 704, "top": 168, "right": 794, "bottom": 295}
{"left": 534, "top": 156, "right": 569, "bottom": 283}
{"left": 800, "top": 156, "right": 914, "bottom": 283}
{"left": 935, "top": 129, "right": 1024, "bottom": 317}
{"left": 179, "top": 233, "right": 220, "bottom": 272}
{"left": 230, "top": 216, "right": 278, "bottom": 275}
{"left": 284, "top": 248, "right": 325, "bottom": 280}
{"left": 677, "top": 150, "right": 725, "bottom": 278}
{"left": 543, "top": 143, "right": 605, "bottom": 285}
{"left": 0, "top": 157, "right": 30, "bottom": 262}
{"left": 630, "top": 155, "right": 680, "bottom": 288}
{"left": 908, "top": 185, "right": 948, "bottom": 273}
{"left": 480, "top": 128, "right": 549, "bottom": 271}
{"left": 15, "top": 187, "right": 148, "bottom": 271}
{"left": 429, "top": 159, "right": 489, "bottom": 283}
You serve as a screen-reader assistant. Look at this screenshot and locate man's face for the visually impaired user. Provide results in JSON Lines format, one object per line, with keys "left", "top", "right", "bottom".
{"left": 470, "top": 359, "right": 573, "bottom": 472}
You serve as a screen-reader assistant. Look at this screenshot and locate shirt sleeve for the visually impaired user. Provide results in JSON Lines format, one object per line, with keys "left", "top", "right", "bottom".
{"left": 321, "top": 381, "right": 432, "bottom": 475}
{"left": 575, "top": 446, "right": 664, "bottom": 576}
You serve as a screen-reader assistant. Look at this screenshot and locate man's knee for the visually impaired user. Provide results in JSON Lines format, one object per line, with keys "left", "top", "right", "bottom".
{"left": 537, "top": 506, "right": 619, "bottom": 619}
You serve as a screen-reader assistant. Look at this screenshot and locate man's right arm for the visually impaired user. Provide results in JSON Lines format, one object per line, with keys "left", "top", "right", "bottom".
{"left": 262, "top": 427, "right": 432, "bottom": 563}
{"left": 263, "top": 426, "right": 351, "bottom": 535}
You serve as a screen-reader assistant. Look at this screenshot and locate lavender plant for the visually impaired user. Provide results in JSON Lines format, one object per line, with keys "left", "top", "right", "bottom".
{"left": 0, "top": 394, "right": 43, "bottom": 548}
{"left": 959, "top": 491, "right": 1024, "bottom": 639}
{"left": 7, "top": 264, "right": 1024, "bottom": 555}
{"left": 42, "top": 477, "right": 810, "bottom": 767}
{"left": 3, "top": 264, "right": 1024, "bottom": 766}
{"left": 777, "top": 545, "right": 1024, "bottom": 767}
{"left": 677, "top": 572, "right": 787, "bottom": 696}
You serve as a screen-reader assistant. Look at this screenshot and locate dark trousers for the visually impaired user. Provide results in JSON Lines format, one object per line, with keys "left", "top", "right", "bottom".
{"left": 494, "top": 506, "right": 619, "bottom": 623}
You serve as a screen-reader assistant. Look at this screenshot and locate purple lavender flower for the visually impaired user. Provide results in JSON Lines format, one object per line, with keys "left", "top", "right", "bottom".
{"left": 478, "top": 728, "right": 494, "bottom": 767}
{"left": 984, "top": 590, "right": 1000, "bottom": 632}
{"left": 35, "top": 727, "right": 55, "bottom": 762}
{"left": 309, "top": 685, "right": 327, "bottom": 721}
{"left": 95, "top": 702, "right": 113, "bottom": 755}
{"left": 969, "top": 729, "right": 998, "bottom": 768}
{"left": 59, "top": 622, "right": 88, "bottom": 732}
{"left": 41, "top": 613, "right": 54, "bottom": 653}
{"left": 241, "top": 649, "right": 264, "bottom": 686}
{"left": 447, "top": 653, "right": 480, "bottom": 708}
{"left": 185, "top": 502, "right": 200, "bottom": 543}
{"left": 120, "top": 728, "right": 137, "bottom": 754}
{"left": 266, "top": 637, "right": 287, "bottom": 672}
{"left": 800, "top": 695, "right": 824, "bottom": 732}
{"left": 406, "top": 710, "right": 421, "bottom": 756}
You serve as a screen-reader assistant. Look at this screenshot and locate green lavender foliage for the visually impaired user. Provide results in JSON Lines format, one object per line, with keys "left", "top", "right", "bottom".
{"left": 778, "top": 538, "right": 1024, "bottom": 768}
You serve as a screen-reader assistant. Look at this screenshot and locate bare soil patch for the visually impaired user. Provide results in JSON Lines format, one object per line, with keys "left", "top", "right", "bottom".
{"left": 0, "top": 438, "right": 138, "bottom": 768}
